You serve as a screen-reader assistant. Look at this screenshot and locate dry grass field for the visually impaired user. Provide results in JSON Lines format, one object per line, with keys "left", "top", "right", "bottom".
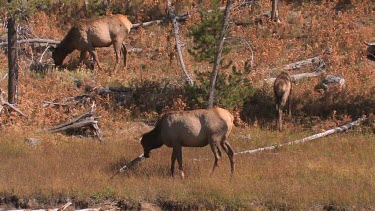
{"left": 0, "top": 0, "right": 375, "bottom": 210}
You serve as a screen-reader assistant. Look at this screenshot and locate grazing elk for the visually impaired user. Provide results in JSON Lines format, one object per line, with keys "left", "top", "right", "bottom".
{"left": 51, "top": 14, "right": 132, "bottom": 74}
{"left": 273, "top": 72, "right": 292, "bottom": 131}
{"left": 141, "top": 107, "right": 235, "bottom": 179}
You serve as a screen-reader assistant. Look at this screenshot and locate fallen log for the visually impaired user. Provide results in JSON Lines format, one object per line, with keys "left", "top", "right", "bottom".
{"left": 110, "top": 153, "right": 145, "bottom": 179}
{"left": 236, "top": 117, "right": 366, "bottom": 155}
{"left": 0, "top": 38, "right": 60, "bottom": 47}
{"left": 264, "top": 58, "right": 326, "bottom": 84}
{"left": 314, "top": 74, "right": 346, "bottom": 92}
{"left": 131, "top": 13, "right": 189, "bottom": 29}
{"left": 269, "top": 56, "right": 323, "bottom": 72}
{"left": 47, "top": 103, "right": 104, "bottom": 142}
{"left": 267, "top": 48, "right": 331, "bottom": 73}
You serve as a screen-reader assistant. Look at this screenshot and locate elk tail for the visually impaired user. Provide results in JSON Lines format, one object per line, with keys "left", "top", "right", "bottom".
{"left": 121, "top": 43, "right": 127, "bottom": 67}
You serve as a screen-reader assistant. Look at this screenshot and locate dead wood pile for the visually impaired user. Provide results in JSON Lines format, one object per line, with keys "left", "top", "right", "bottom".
{"left": 47, "top": 103, "right": 104, "bottom": 142}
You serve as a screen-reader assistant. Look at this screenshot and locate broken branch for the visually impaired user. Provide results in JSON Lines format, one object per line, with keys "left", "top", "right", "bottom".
{"left": 0, "top": 89, "right": 27, "bottom": 117}
{"left": 43, "top": 101, "right": 69, "bottom": 107}
{"left": 0, "top": 73, "right": 7, "bottom": 84}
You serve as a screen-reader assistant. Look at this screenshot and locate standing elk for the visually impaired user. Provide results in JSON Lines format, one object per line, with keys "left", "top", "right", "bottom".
{"left": 51, "top": 14, "right": 132, "bottom": 74}
{"left": 273, "top": 72, "right": 292, "bottom": 131}
{"left": 141, "top": 107, "right": 235, "bottom": 179}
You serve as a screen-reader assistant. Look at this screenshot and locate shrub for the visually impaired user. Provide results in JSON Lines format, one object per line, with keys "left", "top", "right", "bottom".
{"left": 185, "top": 65, "right": 255, "bottom": 110}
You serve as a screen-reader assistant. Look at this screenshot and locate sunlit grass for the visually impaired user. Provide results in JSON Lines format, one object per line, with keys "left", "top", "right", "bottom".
{"left": 0, "top": 125, "right": 374, "bottom": 209}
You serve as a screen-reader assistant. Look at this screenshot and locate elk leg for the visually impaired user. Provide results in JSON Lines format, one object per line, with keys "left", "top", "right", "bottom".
{"left": 217, "top": 145, "right": 222, "bottom": 158}
{"left": 113, "top": 42, "right": 123, "bottom": 75}
{"left": 89, "top": 49, "right": 103, "bottom": 70}
{"left": 278, "top": 107, "right": 283, "bottom": 131}
{"left": 171, "top": 148, "right": 177, "bottom": 177}
{"left": 288, "top": 89, "right": 292, "bottom": 117}
{"left": 210, "top": 142, "right": 221, "bottom": 175}
{"left": 173, "top": 145, "right": 184, "bottom": 179}
{"left": 122, "top": 43, "right": 127, "bottom": 69}
{"left": 221, "top": 140, "right": 235, "bottom": 174}
{"left": 79, "top": 51, "right": 88, "bottom": 69}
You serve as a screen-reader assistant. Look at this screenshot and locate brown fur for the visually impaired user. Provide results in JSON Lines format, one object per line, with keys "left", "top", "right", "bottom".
{"left": 52, "top": 14, "right": 132, "bottom": 74}
{"left": 273, "top": 72, "right": 292, "bottom": 131}
{"left": 141, "top": 107, "right": 235, "bottom": 178}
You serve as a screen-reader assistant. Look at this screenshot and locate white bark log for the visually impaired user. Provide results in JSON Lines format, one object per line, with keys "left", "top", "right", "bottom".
{"left": 0, "top": 39, "right": 60, "bottom": 47}
{"left": 269, "top": 56, "right": 323, "bottom": 72}
{"left": 131, "top": 14, "right": 188, "bottom": 29}
{"left": 236, "top": 117, "right": 366, "bottom": 155}
{"left": 110, "top": 154, "right": 145, "bottom": 179}
{"left": 264, "top": 57, "right": 326, "bottom": 84}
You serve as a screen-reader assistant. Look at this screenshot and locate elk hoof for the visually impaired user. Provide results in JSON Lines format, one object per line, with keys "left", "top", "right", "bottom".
{"left": 179, "top": 170, "right": 185, "bottom": 179}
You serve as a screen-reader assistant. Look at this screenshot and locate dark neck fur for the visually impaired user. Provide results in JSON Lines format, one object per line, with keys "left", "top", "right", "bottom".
{"left": 57, "top": 26, "right": 79, "bottom": 56}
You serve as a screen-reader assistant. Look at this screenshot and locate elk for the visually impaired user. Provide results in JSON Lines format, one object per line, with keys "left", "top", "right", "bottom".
{"left": 51, "top": 14, "right": 132, "bottom": 74}
{"left": 141, "top": 107, "right": 235, "bottom": 179}
{"left": 273, "top": 72, "right": 292, "bottom": 131}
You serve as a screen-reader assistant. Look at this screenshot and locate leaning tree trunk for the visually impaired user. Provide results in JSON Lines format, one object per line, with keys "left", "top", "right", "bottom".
{"left": 7, "top": 15, "right": 18, "bottom": 104}
{"left": 207, "top": 0, "right": 233, "bottom": 108}
{"left": 166, "top": 1, "right": 194, "bottom": 86}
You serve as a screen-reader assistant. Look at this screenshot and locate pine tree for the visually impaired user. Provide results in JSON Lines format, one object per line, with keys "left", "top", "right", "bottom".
{"left": 188, "top": 0, "right": 231, "bottom": 63}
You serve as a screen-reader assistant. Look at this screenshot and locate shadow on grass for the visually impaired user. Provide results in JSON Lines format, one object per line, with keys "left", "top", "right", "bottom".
{"left": 239, "top": 86, "right": 375, "bottom": 129}
{"left": 108, "top": 156, "right": 170, "bottom": 179}
{"left": 240, "top": 87, "right": 277, "bottom": 129}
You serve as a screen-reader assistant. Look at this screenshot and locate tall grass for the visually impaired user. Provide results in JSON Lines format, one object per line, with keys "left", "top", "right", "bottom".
{"left": 0, "top": 126, "right": 374, "bottom": 209}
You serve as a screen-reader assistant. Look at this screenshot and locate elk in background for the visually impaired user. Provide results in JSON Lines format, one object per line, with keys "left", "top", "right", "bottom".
{"left": 51, "top": 14, "right": 132, "bottom": 74}
{"left": 273, "top": 72, "right": 292, "bottom": 131}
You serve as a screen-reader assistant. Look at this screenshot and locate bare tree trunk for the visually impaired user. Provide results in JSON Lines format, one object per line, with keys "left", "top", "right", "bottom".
{"left": 7, "top": 15, "right": 18, "bottom": 104}
{"left": 207, "top": 0, "right": 233, "bottom": 108}
{"left": 166, "top": 1, "right": 194, "bottom": 86}
{"left": 271, "top": 0, "right": 280, "bottom": 23}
